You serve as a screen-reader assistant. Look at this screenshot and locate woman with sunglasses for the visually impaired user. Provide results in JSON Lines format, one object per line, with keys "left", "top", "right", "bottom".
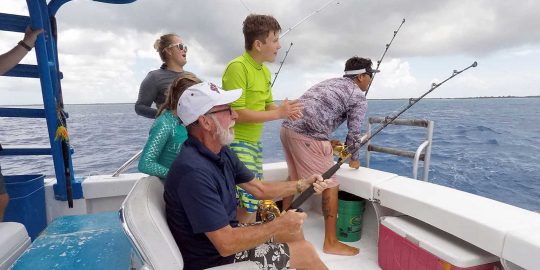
{"left": 138, "top": 74, "right": 202, "bottom": 180}
{"left": 135, "top": 33, "right": 194, "bottom": 119}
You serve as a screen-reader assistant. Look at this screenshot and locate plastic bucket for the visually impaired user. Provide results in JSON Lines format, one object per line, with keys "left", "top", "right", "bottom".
{"left": 336, "top": 190, "right": 365, "bottom": 242}
{"left": 4, "top": 174, "right": 47, "bottom": 240}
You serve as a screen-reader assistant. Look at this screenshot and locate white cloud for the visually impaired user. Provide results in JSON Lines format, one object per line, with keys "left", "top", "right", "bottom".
{"left": 367, "top": 59, "right": 418, "bottom": 99}
{"left": 1, "top": 0, "right": 540, "bottom": 105}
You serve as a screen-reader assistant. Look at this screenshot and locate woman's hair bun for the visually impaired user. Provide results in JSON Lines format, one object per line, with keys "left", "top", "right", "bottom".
{"left": 153, "top": 39, "right": 161, "bottom": 51}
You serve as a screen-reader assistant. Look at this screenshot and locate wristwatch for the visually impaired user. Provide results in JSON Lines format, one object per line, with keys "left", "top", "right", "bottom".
{"left": 296, "top": 179, "right": 305, "bottom": 193}
{"left": 18, "top": 41, "right": 32, "bottom": 51}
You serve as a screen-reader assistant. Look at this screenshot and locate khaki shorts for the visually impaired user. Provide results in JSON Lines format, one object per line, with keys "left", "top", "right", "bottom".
{"left": 280, "top": 127, "right": 338, "bottom": 188}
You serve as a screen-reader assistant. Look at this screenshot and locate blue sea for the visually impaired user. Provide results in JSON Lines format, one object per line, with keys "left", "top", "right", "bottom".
{"left": 1, "top": 98, "right": 539, "bottom": 212}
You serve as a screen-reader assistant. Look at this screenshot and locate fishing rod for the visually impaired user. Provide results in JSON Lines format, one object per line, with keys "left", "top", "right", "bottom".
{"left": 272, "top": 42, "right": 293, "bottom": 87}
{"left": 280, "top": 0, "right": 340, "bottom": 39}
{"left": 365, "top": 18, "right": 406, "bottom": 97}
{"left": 288, "top": 61, "right": 478, "bottom": 210}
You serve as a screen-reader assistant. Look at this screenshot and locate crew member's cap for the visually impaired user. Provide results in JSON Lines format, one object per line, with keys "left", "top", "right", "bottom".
{"left": 177, "top": 82, "right": 242, "bottom": 126}
{"left": 344, "top": 66, "right": 380, "bottom": 76}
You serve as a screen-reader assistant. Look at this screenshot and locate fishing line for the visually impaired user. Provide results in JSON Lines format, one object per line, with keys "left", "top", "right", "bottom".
{"left": 365, "top": 18, "right": 406, "bottom": 97}
{"left": 279, "top": 0, "right": 340, "bottom": 39}
{"left": 239, "top": 0, "right": 251, "bottom": 13}
{"left": 272, "top": 42, "right": 293, "bottom": 87}
{"left": 272, "top": 0, "right": 340, "bottom": 87}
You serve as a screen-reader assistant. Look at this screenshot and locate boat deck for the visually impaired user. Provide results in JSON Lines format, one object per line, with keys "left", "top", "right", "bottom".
{"left": 11, "top": 212, "right": 132, "bottom": 270}
{"left": 303, "top": 209, "right": 381, "bottom": 270}
{"left": 11, "top": 208, "right": 381, "bottom": 269}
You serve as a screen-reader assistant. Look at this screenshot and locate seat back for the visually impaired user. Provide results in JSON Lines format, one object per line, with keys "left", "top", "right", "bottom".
{"left": 119, "top": 176, "right": 183, "bottom": 270}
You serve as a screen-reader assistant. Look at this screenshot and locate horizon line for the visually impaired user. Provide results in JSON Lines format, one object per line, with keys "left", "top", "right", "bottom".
{"left": 1, "top": 95, "right": 539, "bottom": 106}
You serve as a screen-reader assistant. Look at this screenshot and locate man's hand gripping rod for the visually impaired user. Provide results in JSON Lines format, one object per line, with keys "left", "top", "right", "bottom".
{"left": 287, "top": 61, "right": 478, "bottom": 211}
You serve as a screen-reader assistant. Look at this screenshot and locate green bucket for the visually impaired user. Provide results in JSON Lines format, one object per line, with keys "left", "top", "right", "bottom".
{"left": 336, "top": 191, "right": 365, "bottom": 242}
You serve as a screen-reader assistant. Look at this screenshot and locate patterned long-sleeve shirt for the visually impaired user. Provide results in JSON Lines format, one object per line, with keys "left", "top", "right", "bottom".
{"left": 282, "top": 77, "right": 367, "bottom": 160}
{"left": 138, "top": 110, "right": 188, "bottom": 179}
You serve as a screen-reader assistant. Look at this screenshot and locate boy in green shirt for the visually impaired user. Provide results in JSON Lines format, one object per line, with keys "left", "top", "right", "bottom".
{"left": 222, "top": 14, "right": 303, "bottom": 223}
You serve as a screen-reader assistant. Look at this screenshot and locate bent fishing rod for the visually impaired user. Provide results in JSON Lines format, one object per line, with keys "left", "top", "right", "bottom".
{"left": 365, "top": 18, "right": 406, "bottom": 97}
{"left": 272, "top": 42, "right": 293, "bottom": 87}
{"left": 287, "top": 61, "right": 478, "bottom": 211}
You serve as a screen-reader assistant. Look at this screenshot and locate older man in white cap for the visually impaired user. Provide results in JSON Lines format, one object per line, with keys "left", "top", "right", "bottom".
{"left": 164, "top": 82, "right": 330, "bottom": 270}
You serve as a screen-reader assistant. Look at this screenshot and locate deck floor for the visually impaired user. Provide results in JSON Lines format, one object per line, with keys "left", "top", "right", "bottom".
{"left": 303, "top": 209, "right": 382, "bottom": 270}
{"left": 11, "top": 212, "right": 132, "bottom": 270}
{"left": 11, "top": 208, "right": 381, "bottom": 269}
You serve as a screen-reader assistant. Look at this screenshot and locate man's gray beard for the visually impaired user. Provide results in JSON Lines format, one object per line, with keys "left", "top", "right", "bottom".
{"left": 211, "top": 116, "right": 234, "bottom": 145}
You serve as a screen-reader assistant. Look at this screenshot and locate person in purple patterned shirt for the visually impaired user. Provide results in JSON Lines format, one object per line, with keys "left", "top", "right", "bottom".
{"left": 280, "top": 56, "right": 378, "bottom": 256}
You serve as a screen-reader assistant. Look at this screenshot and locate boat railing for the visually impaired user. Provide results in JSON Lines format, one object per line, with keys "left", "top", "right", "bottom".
{"left": 365, "top": 117, "right": 434, "bottom": 181}
{"left": 112, "top": 150, "right": 143, "bottom": 177}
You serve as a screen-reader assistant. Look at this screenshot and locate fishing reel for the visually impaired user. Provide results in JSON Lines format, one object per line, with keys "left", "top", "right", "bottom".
{"left": 330, "top": 140, "right": 351, "bottom": 160}
{"left": 257, "top": 200, "right": 281, "bottom": 223}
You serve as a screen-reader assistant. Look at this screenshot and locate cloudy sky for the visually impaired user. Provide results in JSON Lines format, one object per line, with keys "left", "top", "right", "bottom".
{"left": 1, "top": 0, "right": 539, "bottom": 105}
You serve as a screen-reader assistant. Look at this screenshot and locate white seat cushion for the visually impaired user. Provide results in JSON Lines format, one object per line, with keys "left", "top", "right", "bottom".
{"left": 0, "top": 222, "right": 30, "bottom": 270}
{"left": 120, "top": 176, "right": 184, "bottom": 270}
{"left": 120, "top": 177, "right": 258, "bottom": 270}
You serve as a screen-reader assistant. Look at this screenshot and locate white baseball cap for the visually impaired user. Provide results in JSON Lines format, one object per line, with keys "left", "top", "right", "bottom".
{"left": 177, "top": 82, "right": 242, "bottom": 125}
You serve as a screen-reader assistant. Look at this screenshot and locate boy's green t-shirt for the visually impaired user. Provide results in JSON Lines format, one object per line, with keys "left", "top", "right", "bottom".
{"left": 222, "top": 52, "right": 274, "bottom": 143}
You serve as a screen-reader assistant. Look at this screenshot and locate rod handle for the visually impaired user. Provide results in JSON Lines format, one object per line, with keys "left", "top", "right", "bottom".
{"left": 288, "top": 186, "right": 316, "bottom": 210}
{"left": 322, "top": 161, "right": 343, "bottom": 179}
{"left": 288, "top": 162, "right": 344, "bottom": 210}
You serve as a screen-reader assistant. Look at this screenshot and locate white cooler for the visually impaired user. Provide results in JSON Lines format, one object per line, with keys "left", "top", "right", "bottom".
{"left": 0, "top": 222, "right": 30, "bottom": 270}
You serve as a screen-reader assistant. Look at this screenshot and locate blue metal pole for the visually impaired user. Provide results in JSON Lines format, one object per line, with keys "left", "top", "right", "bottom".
{"left": 25, "top": 0, "right": 76, "bottom": 205}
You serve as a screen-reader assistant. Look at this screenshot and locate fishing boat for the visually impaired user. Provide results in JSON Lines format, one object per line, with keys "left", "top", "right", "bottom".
{"left": 1, "top": 1, "right": 539, "bottom": 270}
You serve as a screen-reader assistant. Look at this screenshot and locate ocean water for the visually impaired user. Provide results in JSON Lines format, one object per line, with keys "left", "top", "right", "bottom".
{"left": 1, "top": 98, "right": 539, "bottom": 212}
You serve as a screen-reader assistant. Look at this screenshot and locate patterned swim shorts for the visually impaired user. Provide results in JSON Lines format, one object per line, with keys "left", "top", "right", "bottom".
{"left": 229, "top": 140, "right": 263, "bottom": 213}
{"left": 234, "top": 242, "right": 290, "bottom": 270}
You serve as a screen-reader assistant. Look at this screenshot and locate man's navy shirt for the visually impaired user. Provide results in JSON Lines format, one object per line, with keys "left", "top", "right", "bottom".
{"left": 164, "top": 136, "right": 254, "bottom": 270}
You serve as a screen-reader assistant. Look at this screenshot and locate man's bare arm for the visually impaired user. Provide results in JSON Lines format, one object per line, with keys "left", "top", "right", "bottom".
{"left": 206, "top": 210, "right": 306, "bottom": 256}
{"left": 238, "top": 174, "right": 326, "bottom": 200}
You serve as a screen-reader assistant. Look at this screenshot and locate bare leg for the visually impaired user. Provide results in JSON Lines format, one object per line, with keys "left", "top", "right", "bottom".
{"left": 288, "top": 240, "right": 328, "bottom": 270}
{"left": 322, "top": 186, "right": 359, "bottom": 256}
{"left": 236, "top": 207, "right": 256, "bottom": 224}
{"left": 0, "top": 193, "right": 9, "bottom": 222}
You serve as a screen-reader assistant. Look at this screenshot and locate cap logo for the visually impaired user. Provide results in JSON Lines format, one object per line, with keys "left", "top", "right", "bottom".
{"left": 209, "top": 83, "right": 220, "bottom": 94}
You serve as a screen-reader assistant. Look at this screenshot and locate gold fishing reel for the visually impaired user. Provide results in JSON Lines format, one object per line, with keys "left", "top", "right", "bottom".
{"left": 330, "top": 140, "right": 352, "bottom": 160}
{"left": 257, "top": 200, "right": 281, "bottom": 223}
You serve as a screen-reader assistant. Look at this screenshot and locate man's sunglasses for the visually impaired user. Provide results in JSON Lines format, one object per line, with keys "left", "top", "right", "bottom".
{"left": 206, "top": 107, "right": 233, "bottom": 116}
